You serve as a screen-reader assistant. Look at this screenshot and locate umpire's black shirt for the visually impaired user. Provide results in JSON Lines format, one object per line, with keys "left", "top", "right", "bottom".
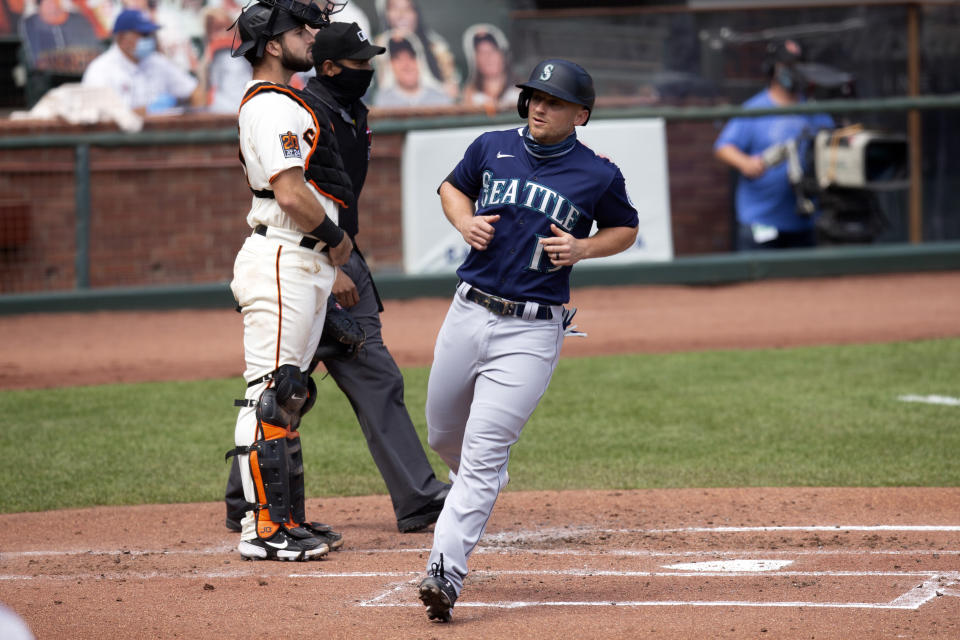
{"left": 301, "top": 77, "right": 371, "bottom": 241}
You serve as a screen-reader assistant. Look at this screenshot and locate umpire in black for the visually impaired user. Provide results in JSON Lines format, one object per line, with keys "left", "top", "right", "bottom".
{"left": 226, "top": 21, "right": 449, "bottom": 534}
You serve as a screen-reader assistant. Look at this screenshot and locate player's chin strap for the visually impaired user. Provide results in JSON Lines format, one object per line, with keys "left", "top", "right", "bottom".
{"left": 562, "top": 306, "right": 587, "bottom": 338}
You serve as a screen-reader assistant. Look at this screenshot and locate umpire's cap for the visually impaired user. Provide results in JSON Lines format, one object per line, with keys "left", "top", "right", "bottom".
{"left": 231, "top": 0, "right": 332, "bottom": 61}
{"left": 312, "top": 22, "right": 385, "bottom": 65}
{"left": 517, "top": 59, "right": 595, "bottom": 124}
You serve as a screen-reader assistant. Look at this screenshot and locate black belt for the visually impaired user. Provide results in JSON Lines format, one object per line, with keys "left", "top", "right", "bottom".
{"left": 254, "top": 224, "right": 323, "bottom": 251}
{"left": 464, "top": 286, "right": 553, "bottom": 320}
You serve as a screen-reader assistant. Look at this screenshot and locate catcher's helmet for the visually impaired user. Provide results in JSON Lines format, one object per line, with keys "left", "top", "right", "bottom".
{"left": 231, "top": 0, "right": 335, "bottom": 61}
{"left": 517, "top": 59, "right": 595, "bottom": 124}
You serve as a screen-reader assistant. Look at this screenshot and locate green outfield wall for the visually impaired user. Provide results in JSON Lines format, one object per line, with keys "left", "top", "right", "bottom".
{"left": 1, "top": 241, "right": 957, "bottom": 315}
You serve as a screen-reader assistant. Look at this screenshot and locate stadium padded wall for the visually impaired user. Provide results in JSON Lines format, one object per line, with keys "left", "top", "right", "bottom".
{"left": 0, "top": 241, "right": 958, "bottom": 315}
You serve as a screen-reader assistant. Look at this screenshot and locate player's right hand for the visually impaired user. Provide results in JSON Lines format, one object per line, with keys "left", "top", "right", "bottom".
{"left": 332, "top": 270, "right": 359, "bottom": 308}
{"left": 329, "top": 234, "right": 354, "bottom": 267}
{"left": 741, "top": 155, "right": 767, "bottom": 179}
{"left": 460, "top": 214, "right": 500, "bottom": 251}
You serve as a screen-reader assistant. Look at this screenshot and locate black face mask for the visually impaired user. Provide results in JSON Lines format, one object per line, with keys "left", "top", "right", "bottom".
{"left": 321, "top": 65, "right": 375, "bottom": 104}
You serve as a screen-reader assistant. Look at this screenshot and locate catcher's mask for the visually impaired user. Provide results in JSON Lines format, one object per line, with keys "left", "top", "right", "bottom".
{"left": 517, "top": 58, "right": 595, "bottom": 124}
{"left": 230, "top": 0, "right": 345, "bottom": 61}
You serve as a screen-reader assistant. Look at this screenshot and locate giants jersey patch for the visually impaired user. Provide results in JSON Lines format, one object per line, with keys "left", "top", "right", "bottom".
{"left": 279, "top": 131, "right": 301, "bottom": 159}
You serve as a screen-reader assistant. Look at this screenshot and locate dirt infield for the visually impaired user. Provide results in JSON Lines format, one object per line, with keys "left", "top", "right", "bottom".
{"left": 2, "top": 271, "right": 960, "bottom": 638}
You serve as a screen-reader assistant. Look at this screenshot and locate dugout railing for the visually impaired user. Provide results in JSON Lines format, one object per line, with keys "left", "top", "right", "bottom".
{"left": 1, "top": 94, "right": 959, "bottom": 314}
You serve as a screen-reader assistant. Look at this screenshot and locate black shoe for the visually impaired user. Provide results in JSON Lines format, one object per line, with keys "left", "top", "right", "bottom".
{"left": 284, "top": 524, "right": 338, "bottom": 556}
{"left": 237, "top": 527, "right": 328, "bottom": 561}
{"left": 397, "top": 485, "right": 450, "bottom": 533}
{"left": 225, "top": 516, "right": 242, "bottom": 533}
{"left": 418, "top": 554, "right": 457, "bottom": 622}
{"left": 300, "top": 521, "right": 344, "bottom": 551}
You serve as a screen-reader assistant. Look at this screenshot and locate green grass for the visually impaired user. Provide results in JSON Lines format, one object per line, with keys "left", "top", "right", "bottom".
{"left": 2, "top": 339, "right": 958, "bottom": 513}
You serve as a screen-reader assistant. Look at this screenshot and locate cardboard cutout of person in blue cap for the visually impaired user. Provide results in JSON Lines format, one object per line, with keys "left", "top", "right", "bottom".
{"left": 81, "top": 8, "right": 203, "bottom": 114}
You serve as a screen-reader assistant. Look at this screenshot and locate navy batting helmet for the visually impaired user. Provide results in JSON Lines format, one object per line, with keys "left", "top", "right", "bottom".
{"left": 517, "top": 59, "right": 595, "bottom": 124}
{"left": 231, "top": 0, "right": 334, "bottom": 61}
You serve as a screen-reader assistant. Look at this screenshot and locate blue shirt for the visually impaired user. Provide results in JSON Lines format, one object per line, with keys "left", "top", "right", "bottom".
{"left": 714, "top": 90, "right": 834, "bottom": 232}
{"left": 447, "top": 127, "right": 639, "bottom": 306}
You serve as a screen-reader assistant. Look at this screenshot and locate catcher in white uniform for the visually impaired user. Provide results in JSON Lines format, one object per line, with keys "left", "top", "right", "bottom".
{"left": 226, "top": 0, "right": 353, "bottom": 562}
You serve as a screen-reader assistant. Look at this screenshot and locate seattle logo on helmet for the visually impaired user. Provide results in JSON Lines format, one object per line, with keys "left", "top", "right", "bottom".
{"left": 539, "top": 64, "right": 554, "bottom": 81}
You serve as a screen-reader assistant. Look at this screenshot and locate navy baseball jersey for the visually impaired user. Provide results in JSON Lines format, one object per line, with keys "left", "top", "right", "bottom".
{"left": 446, "top": 127, "right": 638, "bottom": 305}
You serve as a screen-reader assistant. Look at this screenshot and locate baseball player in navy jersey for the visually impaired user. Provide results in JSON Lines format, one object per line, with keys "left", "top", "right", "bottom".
{"left": 417, "top": 59, "right": 639, "bottom": 622}
{"left": 225, "top": 0, "right": 352, "bottom": 562}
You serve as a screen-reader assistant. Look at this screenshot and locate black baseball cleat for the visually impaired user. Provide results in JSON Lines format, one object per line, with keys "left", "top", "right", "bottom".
{"left": 397, "top": 485, "right": 451, "bottom": 533}
{"left": 238, "top": 527, "right": 329, "bottom": 561}
{"left": 299, "top": 521, "right": 344, "bottom": 551}
{"left": 418, "top": 554, "right": 457, "bottom": 622}
{"left": 283, "top": 524, "right": 339, "bottom": 556}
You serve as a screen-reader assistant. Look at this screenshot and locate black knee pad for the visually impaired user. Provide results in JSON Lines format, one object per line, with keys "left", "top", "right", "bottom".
{"left": 257, "top": 375, "right": 313, "bottom": 432}
{"left": 256, "top": 387, "right": 283, "bottom": 427}
{"left": 274, "top": 364, "right": 309, "bottom": 415}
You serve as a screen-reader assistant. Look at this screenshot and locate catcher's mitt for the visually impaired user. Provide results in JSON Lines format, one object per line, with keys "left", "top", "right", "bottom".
{"left": 314, "top": 297, "right": 366, "bottom": 362}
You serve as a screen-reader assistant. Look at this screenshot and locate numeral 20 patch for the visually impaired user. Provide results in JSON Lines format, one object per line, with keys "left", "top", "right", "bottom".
{"left": 279, "top": 131, "right": 301, "bottom": 159}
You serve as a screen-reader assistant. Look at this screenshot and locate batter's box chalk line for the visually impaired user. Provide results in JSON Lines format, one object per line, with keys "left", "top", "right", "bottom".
{"left": 356, "top": 571, "right": 960, "bottom": 611}
{"left": 480, "top": 524, "right": 960, "bottom": 544}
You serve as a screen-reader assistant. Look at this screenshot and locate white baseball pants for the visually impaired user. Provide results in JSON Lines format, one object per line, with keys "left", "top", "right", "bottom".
{"left": 229, "top": 229, "right": 336, "bottom": 539}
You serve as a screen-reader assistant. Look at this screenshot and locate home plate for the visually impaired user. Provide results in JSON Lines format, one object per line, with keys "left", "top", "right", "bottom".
{"left": 663, "top": 559, "right": 793, "bottom": 572}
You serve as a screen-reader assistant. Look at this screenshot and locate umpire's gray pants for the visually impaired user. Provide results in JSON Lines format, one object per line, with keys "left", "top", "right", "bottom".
{"left": 226, "top": 250, "right": 446, "bottom": 522}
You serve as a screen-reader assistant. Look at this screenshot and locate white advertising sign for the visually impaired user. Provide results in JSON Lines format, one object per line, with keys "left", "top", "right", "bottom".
{"left": 401, "top": 119, "right": 673, "bottom": 274}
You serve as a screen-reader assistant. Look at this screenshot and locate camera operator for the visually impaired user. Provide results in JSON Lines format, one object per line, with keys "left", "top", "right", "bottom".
{"left": 714, "top": 39, "right": 835, "bottom": 250}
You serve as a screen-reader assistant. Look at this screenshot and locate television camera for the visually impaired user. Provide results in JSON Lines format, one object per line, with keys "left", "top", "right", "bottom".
{"left": 760, "top": 60, "right": 909, "bottom": 244}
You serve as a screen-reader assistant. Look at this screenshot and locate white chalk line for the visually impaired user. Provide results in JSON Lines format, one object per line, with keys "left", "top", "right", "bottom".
{"left": 4, "top": 567, "right": 954, "bottom": 582}
{"left": 642, "top": 525, "right": 960, "bottom": 534}
{"left": 2, "top": 546, "right": 236, "bottom": 558}
{"left": 0, "top": 570, "right": 417, "bottom": 581}
{"left": 4, "top": 523, "right": 957, "bottom": 560}
{"left": 6, "top": 525, "right": 960, "bottom": 612}
{"left": 6, "top": 546, "right": 960, "bottom": 562}
{"left": 3, "top": 569, "right": 949, "bottom": 612}
{"left": 482, "top": 525, "right": 960, "bottom": 542}
{"left": 898, "top": 394, "right": 960, "bottom": 406}
{"left": 362, "top": 599, "right": 937, "bottom": 611}
{"left": 358, "top": 573, "right": 960, "bottom": 612}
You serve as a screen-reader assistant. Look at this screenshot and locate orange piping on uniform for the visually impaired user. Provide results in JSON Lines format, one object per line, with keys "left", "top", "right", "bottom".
{"left": 306, "top": 180, "right": 348, "bottom": 209}
{"left": 239, "top": 83, "right": 322, "bottom": 171}
{"left": 267, "top": 169, "right": 289, "bottom": 184}
{"left": 274, "top": 245, "right": 283, "bottom": 372}
{"left": 241, "top": 84, "right": 349, "bottom": 215}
